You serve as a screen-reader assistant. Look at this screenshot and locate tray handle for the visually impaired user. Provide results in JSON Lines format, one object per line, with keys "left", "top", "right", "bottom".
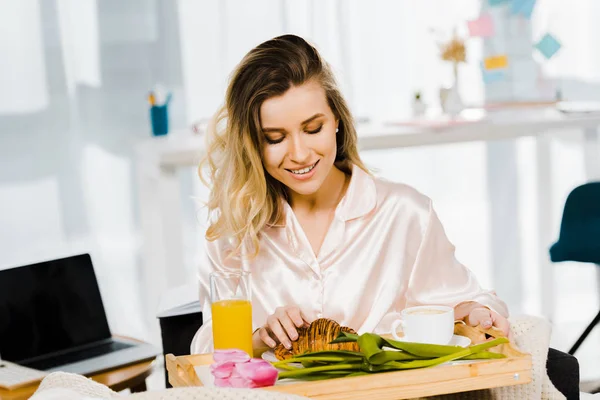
{"left": 166, "top": 353, "right": 204, "bottom": 387}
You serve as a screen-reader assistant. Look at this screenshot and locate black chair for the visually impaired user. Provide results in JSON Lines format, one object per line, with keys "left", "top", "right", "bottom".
{"left": 550, "top": 182, "right": 600, "bottom": 355}
{"left": 158, "top": 311, "right": 203, "bottom": 388}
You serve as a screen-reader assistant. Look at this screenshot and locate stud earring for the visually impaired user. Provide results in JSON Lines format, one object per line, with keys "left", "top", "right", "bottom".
{"left": 336, "top": 128, "right": 339, "bottom": 133}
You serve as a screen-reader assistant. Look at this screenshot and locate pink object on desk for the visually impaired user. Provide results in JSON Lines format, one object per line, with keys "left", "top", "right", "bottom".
{"left": 467, "top": 14, "right": 494, "bottom": 38}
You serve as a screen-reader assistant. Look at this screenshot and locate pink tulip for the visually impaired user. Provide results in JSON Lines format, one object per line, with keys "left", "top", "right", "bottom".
{"left": 210, "top": 360, "right": 236, "bottom": 379}
{"left": 212, "top": 349, "right": 250, "bottom": 363}
{"left": 210, "top": 349, "right": 278, "bottom": 388}
{"left": 236, "top": 359, "right": 279, "bottom": 387}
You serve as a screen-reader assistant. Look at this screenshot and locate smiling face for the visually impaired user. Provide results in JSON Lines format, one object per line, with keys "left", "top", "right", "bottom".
{"left": 260, "top": 80, "right": 339, "bottom": 197}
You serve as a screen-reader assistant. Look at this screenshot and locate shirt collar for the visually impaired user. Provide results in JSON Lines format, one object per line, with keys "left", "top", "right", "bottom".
{"left": 267, "top": 164, "right": 377, "bottom": 228}
{"left": 337, "top": 164, "right": 377, "bottom": 222}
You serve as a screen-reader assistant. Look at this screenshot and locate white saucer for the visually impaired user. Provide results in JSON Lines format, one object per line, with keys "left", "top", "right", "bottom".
{"left": 391, "top": 334, "right": 471, "bottom": 347}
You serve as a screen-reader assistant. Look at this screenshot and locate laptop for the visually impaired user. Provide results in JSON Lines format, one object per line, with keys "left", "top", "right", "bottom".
{"left": 0, "top": 254, "right": 159, "bottom": 375}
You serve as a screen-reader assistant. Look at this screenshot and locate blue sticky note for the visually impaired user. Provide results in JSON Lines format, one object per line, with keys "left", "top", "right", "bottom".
{"left": 481, "top": 62, "right": 506, "bottom": 84}
{"left": 510, "top": 0, "right": 536, "bottom": 19}
{"left": 489, "top": 0, "right": 510, "bottom": 6}
{"left": 535, "top": 33, "right": 561, "bottom": 59}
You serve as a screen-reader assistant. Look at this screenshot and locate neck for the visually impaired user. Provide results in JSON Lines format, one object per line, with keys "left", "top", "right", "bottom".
{"left": 288, "top": 166, "right": 348, "bottom": 213}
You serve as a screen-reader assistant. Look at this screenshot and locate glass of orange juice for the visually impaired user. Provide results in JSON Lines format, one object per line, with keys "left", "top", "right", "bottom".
{"left": 210, "top": 270, "right": 253, "bottom": 356}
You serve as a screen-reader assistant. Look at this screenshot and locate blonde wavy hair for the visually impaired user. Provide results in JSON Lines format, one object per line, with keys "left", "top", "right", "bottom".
{"left": 200, "top": 34, "right": 369, "bottom": 258}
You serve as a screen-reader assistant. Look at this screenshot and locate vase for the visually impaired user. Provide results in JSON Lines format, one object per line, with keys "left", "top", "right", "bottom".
{"left": 440, "top": 62, "right": 464, "bottom": 116}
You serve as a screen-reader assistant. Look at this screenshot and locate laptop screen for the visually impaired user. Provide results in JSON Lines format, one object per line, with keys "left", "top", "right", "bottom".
{"left": 0, "top": 254, "right": 112, "bottom": 363}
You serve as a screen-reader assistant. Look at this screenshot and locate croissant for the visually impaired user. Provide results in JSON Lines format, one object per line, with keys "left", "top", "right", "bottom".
{"left": 274, "top": 318, "right": 360, "bottom": 360}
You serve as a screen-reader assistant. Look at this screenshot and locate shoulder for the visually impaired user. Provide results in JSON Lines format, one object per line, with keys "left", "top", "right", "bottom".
{"left": 204, "top": 234, "right": 244, "bottom": 269}
{"left": 370, "top": 175, "right": 433, "bottom": 234}
{"left": 372, "top": 175, "right": 431, "bottom": 212}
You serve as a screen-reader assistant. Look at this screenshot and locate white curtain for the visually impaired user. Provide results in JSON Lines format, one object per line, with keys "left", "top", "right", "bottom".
{"left": 0, "top": 0, "right": 48, "bottom": 113}
{"left": 177, "top": 0, "right": 484, "bottom": 124}
{"left": 0, "top": 2, "right": 598, "bottom": 370}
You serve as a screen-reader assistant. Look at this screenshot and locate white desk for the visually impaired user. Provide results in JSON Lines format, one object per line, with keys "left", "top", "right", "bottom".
{"left": 135, "top": 107, "right": 600, "bottom": 326}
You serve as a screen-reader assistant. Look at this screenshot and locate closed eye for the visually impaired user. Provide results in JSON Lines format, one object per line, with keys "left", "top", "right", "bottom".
{"left": 265, "top": 135, "right": 284, "bottom": 145}
{"left": 264, "top": 124, "right": 323, "bottom": 145}
{"left": 306, "top": 125, "right": 323, "bottom": 134}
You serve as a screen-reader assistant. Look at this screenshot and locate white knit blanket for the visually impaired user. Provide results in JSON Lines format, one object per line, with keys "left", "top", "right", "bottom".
{"left": 30, "top": 315, "right": 566, "bottom": 400}
{"left": 418, "top": 315, "right": 565, "bottom": 400}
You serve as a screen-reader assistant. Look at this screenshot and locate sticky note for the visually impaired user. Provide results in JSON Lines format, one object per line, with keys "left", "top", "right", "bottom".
{"left": 489, "top": 0, "right": 510, "bottom": 6}
{"left": 467, "top": 14, "right": 495, "bottom": 38}
{"left": 510, "top": 0, "right": 536, "bottom": 19}
{"left": 481, "top": 64, "right": 506, "bottom": 84}
{"left": 484, "top": 55, "right": 509, "bottom": 70}
{"left": 535, "top": 33, "right": 561, "bottom": 59}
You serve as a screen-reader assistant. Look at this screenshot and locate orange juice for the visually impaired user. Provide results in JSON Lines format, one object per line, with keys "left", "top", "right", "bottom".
{"left": 211, "top": 299, "right": 253, "bottom": 356}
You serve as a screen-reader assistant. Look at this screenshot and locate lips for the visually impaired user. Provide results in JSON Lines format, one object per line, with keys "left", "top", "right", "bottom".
{"left": 284, "top": 160, "right": 320, "bottom": 181}
{"left": 285, "top": 160, "right": 319, "bottom": 175}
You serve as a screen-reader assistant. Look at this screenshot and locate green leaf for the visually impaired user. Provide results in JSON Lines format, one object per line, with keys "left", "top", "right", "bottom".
{"left": 293, "top": 350, "right": 364, "bottom": 359}
{"left": 356, "top": 333, "right": 386, "bottom": 363}
{"left": 278, "top": 363, "right": 362, "bottom": 379}
{"left": 358, "top": 333, "right": 433, "bottom": 365}
{"left": 346, "top": 371, "right": 369, "bottom": 378}
{"left": 379, "top": 336, "right": 466, "bottom": 358}
{"left": 369, "top": 350, "right": 425, "bottom": 364}
{"left": 284, "top": 371, "right": 355, "bottom": 381}
{"left": 334, "top": 331, "right": 359, "bottom": 341}
{"left": 272, "top": 353, "right": 363, "bottom": 370}
{"left": 461, "top": 351, "right": 506, "bottom": 360}
{"left": 469, "top": 337, "right": 509, "bottom": 353}
{"left": 275, "top": 332, "right": 510, "bottom": 381}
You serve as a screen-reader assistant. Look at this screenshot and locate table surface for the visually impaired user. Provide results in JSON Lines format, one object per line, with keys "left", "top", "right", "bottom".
{"left": 136, "top": 106, "right": 600, "bottom": 168}
{"left": 0, "top": 338, "right": 156, "bottom": 400}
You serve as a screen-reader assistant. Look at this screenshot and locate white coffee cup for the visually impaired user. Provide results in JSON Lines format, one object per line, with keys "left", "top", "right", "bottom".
{"left": 390, "top": 305, "right": 454, "bottom": 345}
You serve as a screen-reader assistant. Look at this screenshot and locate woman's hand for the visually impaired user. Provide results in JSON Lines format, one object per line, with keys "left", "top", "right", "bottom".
{"left": 253, "top": 306, "right": 310, "bottom": 350}
{"left": 454, "top": 302, "right": 511, "bottom": 338}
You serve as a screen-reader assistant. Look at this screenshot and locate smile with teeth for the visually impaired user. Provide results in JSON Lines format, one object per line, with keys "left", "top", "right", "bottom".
{"left": 288, "top": 161, "right": 318, "bottom": 175}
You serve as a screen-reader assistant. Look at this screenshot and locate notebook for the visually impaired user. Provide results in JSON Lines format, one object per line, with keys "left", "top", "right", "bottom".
{"left": 0, "top": 254, "right": 159, "bottom": 376}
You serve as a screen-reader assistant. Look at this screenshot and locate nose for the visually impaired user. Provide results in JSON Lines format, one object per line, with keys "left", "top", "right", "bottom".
{"left": 288, "top": 133, "right": 311, "bottom": 164}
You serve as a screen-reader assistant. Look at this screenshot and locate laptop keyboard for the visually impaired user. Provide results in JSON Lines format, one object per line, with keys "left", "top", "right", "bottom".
{"left": 20, "top": 341, "right": 133, "bottom": 371}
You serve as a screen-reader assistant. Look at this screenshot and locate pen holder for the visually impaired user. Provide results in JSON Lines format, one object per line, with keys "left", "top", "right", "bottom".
{"left": 150, "top": 104, "right": 169, "bottom": 136}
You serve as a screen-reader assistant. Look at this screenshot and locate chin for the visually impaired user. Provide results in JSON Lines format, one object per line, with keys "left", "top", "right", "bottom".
{"left": 285, "top": 180, "right": 323, "bottom": 196}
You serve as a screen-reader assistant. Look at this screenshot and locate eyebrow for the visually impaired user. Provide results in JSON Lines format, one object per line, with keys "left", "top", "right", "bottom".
{"left": 262, "top": 113, "right": 325, "bottom": 133}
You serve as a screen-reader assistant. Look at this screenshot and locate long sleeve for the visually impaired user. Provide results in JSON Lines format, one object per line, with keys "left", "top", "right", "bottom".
{"left": 404, "top": 200, "right": 509, "bottom": 318}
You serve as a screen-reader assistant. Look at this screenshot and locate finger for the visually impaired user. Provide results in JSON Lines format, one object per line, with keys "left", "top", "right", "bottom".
{"left": 286, "top": 307, "right": 305, "bottom": 328}
{"left": 268, "top": 317, "right": 292, "bottom": 349}
{"left": 466, "top": 307, "right": 493, "bottom": 329}
{"left": 490, "top": 311, "right": 511, "bottom": 337}
{"left": 300, "top": 310, "right": 311, "bottom": 327}
{"left": 454, "top": 301, "right": 478, "bottom": 321}
{"left": 279, "top": 312, "right": 300, "bottom": 341}
{"left": 259, "top": 327, "right": 277, "bottom": 348}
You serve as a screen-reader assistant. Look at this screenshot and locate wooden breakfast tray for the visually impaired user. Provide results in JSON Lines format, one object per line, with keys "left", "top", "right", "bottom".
{"left": 166, "top": 324, "right": 532, "bottom": 400}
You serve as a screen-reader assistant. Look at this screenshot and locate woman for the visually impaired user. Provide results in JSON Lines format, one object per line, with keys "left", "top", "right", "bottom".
{"left": 190, "top": 34, "right": 510, "bottom": 355}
